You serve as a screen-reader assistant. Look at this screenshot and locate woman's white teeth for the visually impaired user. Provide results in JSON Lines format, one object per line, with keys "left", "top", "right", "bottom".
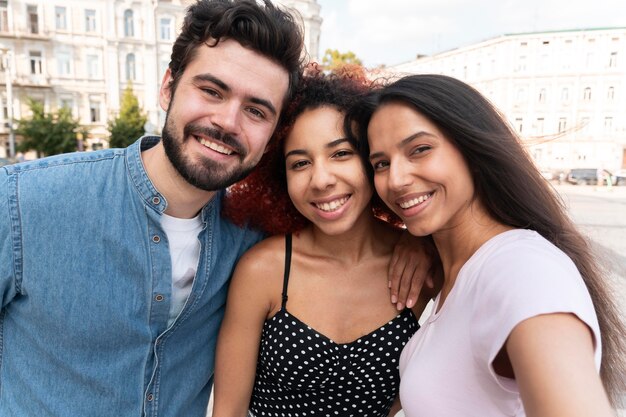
{"left": 315, "top": 196, "right": 349, "bottom": 212}
{"left": 198, "top": 137, "right": 233, "bottom": 155}
{"left": 399, "top": 193, "right": 432, "bottom": 209}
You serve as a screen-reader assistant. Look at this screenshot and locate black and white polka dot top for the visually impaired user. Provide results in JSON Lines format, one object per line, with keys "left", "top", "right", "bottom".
{"left": 248, "top": 235, "right": 419, "bottom": 417}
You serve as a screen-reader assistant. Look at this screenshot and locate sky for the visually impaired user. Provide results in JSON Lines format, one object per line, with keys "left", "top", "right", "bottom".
{"left": 316, "top": 0, "right": 626, "bottom": 68}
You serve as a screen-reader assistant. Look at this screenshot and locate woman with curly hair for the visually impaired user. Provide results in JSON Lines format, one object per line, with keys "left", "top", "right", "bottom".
{"left": 351, "top": 74, "right": 626, "bottom": 417}
{"left": 211, "top": 72, "right": 436, "bottom": 417}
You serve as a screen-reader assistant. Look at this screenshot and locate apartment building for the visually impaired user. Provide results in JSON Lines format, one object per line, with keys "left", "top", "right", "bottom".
{"left": 387, "top": 27, "right": 626, "bottom": 172}
{"left": 0, "top": 0, "right": 322, "bottom": 158}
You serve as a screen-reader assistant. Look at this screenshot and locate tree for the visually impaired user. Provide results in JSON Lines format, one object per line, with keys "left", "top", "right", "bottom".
{"left": 108, "top": 83, "right": 147, "bottom": 148}
{"left": 15, "top": 99, "right": 81, "bottom": 158}
{"left": 321, "top": 48, "right": 363, "bottom": 72}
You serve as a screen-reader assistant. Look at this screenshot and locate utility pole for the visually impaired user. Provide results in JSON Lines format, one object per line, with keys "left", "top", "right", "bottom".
{"left": 0, "top": 47, "right": 15, "bottom": 159}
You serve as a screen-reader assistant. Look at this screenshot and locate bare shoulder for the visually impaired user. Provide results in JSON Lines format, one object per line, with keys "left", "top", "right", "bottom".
{"left": 232, "top": 235, "right": 287, "bottom": 284}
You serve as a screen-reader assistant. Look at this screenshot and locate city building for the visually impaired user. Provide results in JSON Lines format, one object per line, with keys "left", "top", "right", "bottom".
{"left": 0, "top": 0, "right": 322, "bottom": 158}
{"left": 386, "top": 27, "right": 626, "bottom": 173}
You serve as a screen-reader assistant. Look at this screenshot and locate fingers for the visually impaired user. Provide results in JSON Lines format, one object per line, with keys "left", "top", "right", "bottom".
{"left": 388, "top": 251, "right": 404, "bottom": 305}
{"left": 396, "top": 256, "right": 423, "bottom": 310}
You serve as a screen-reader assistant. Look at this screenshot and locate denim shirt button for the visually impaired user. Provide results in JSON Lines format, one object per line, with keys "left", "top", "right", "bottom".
{"left": 155, "top": 294, "right": 164, "bottom": 302}
{"left": 151, "top": 196, "right": 160, "bottom": 205}
{"left": 147, "top": 393, "right": 154, "bottom": 401}
{"left": 152, "top": 235, "right": 160, "bottom": 243}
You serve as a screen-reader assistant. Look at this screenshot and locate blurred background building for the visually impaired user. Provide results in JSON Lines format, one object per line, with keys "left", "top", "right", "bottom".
{"left": 387, "top": 27, "right": 626, "bottom": 173}
{"left": 0, "top": 0, "right": 322, "bottom": 158}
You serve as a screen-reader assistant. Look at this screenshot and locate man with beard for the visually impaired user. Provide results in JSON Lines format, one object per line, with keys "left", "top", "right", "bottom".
{"left": 0, "top": 1, "right": 302, "bottom": 416}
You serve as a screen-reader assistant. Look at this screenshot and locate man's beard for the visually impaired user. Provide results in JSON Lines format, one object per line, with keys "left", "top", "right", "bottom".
{"left": 161, "top": 116, "right": 257, "bottom": 192}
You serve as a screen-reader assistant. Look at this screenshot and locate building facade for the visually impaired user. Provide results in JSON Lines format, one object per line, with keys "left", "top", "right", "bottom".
{"left": 0, "top": 0, "right": 322, "bottom": 158}
{"left": 388, "top": 27, "right": 626, "bottom": 173}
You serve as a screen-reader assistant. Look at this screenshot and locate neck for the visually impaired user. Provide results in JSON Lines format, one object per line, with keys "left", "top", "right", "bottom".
{"left": 141, "top": 141, "right": 216, "bottom": 219}
{"left": 432, "top": 205, "right": 511, "bottom": 296}
{"left": 306, "top": 208, "right": 396, "bottom": 264}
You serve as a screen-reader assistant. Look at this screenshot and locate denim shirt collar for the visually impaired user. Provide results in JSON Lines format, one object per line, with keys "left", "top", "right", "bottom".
{"left": 125, "top": 136, "right": 220, "bottom": 221}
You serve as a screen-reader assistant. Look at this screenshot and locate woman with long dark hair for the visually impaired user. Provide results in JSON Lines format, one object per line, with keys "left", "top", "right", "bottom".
{"left": 348, "top": 74, "right": 626, "bottom": 417}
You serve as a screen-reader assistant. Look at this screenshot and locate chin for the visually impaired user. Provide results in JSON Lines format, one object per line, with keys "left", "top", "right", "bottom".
{"left": 404, "top": 223, "right": 434, "bottom": 237}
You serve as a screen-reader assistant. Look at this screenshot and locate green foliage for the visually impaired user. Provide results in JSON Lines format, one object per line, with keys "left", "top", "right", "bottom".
{"left": 321, "top": 48, "right": 363, "bottom": 72}
{"left": 15, "top": 99, "right": 81, "bottom": 157}
{"left": 108, "top": 83, "right": 148, "bottom": 149}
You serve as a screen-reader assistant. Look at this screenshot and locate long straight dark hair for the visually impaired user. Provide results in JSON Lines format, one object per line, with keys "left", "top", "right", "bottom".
{"left": 347, "top": 74, "right": 626, "bottom": 405}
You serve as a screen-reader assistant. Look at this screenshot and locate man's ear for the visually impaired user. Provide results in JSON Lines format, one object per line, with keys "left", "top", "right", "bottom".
{"left": 159, "top": 68, "right": 174, "bottom": 112}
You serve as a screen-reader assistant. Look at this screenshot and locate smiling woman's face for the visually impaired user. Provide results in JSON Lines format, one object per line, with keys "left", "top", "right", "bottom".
{"left": 367, "top": 101, "right": 477, "bottom": 237}
{"left": 284, "top": 106, "right": 373, "bottom": 236}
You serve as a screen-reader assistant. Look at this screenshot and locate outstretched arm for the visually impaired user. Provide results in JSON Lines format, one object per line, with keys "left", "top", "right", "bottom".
{"left": 389, "top": 232, "right": 441, "bottom": 310}
{"left": 507, "top": 313, "right": 613, "bottom": 417}
{"left": 212, "top": 246, "right": 278, "bottom": 417}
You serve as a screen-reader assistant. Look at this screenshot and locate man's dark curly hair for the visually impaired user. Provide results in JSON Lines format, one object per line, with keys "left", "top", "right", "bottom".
{"left": 223, "top": 71, "right": 402, "bottom": 235}
{"left": 168, "top": 0, "right": 304, "bottom": 106}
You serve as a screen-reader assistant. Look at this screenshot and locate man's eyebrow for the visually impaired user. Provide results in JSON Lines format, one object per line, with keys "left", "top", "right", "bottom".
{"left": 369, "top": 131, "right": 435, "bottom": 160}
{"left": 192, "top": 74, "right": 277, "bottom": 117}
{"left": 192, "top": 74, "right": 229, "bottom": 91}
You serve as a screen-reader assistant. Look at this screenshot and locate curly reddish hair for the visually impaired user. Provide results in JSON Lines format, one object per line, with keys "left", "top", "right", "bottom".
{"left": 223, "top": 69, "right": 401, "bottom": 235}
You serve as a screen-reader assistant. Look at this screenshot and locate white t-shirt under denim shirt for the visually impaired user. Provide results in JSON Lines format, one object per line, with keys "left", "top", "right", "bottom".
{"left": 398, "top": 229, "right": 601, "bottom": 417}
{"left": 161, "top": 213, "right": 203, "bottom": 327}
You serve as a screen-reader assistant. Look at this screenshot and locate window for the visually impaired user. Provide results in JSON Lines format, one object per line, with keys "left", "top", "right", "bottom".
{"left": 609, "top": 52, "right": 617, "bottom": 68}
{"left": 124, "top": 9, "right": 134, "bottom": 37}
{"left": 89, "top": 101, "right": 100, "bottom": 123}
{"left": 516, "top": 88, "right": 527, "bottom": 102}
{"left": 57, "top": 51, "right": 71, "bottom": 76}
{"left": 55, "top": 6, "right": 67, "bottom": 30}
{"left": 86, "top": 54, "right": 99, "bottom": 78}
{"left": 515, "top": 118, "right": 523, "bottom": 133}
{"left": 159, "top": 58, "right": 169, "bottom": 79}
{"left": 535, "top": 118, "right": 544, "bottom": 135}
{"left": 538, "top": 88, "right": 546, "bottom": 103}
{"left": 60, "top": 98, "right": 73, "bottom": 110}
{"left": 1, "top": 97, "right": 8, "bottom": 121}
{"left": 604, "top": 117, "right": 613, "bottom": 131}
{"left": 126, "top": 53, "right": 136, "bottom": 81}
{"left": 516, "top": 56, "right": 527, "bottom": 72}
{"left": 586, "top": 52, "right": 594, "bottom": 68}
{"left": 583, "top": 87, "right": 591, "bottom": 101}
{"left": 580, "top": 117, "right": 590, "bottom": 134}
{"left": 561, "top": 87, "right": 569, "bottom": 101}
{"left": 558, "top": 117, "right": 567, "bottom": 133}
{"left": 607, "top": 86, "right": 615, "bottom": 100}
{"left": 0, "top": 1, "right": 8, "bottom": 33}
{"left": 29, "top": 51, "right": 42, "bottom": 74}
{"left": 27, "top": 4, "right": 39, "bottom": 34}
{"left": 85, "top": 9, "right": 96, "bottom": 32}
{"left": 160, "top": 17, "right": 172, "bottom": 40}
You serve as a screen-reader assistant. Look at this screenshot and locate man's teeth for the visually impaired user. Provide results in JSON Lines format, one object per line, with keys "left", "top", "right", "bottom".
{"left": 198, "top": 137, "right": 234, "bottom": 155}
{"left": 399, "top": 193, "right": 432, "bottom": 209}
{"left": 315, "top": 196, "right": 349, "bottom": 212}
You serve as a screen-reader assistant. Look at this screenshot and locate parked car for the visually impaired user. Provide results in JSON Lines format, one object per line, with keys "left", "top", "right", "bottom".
{"left": 614, "top": 169, "right": 626, "bottom": 186}
{"left": 540, "top": 170, "right": 554, "bottom": 181}
{"left": 566, "top": 168, "right": 601, "bottom": 185}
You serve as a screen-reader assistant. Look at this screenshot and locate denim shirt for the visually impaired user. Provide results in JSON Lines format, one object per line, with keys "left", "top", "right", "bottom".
{"left": 0, "top": 137, "right": 263, "bottom": 416}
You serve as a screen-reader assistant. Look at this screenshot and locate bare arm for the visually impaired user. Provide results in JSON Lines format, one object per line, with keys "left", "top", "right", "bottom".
{"left": 386, "top": 396, "right": 402, "bottom": 417}
{"left": 389, "top": 232, "right": 440, "bottom": 310}
{"left": 507, "top": 313, "right": 613, "bottom": 417}
{"left": 212, "top": 245, "right": 279, "bottom": 417}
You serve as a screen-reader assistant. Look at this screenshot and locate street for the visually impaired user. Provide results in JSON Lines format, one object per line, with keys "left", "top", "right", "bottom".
{"left": 556, "top": 183, "right": 626, "bottom": 317}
